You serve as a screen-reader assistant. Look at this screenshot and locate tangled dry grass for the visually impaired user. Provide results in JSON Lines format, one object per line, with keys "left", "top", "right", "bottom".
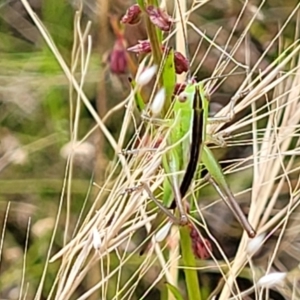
{"left": 1, "top": 0, "right": 300, "bottom": 299}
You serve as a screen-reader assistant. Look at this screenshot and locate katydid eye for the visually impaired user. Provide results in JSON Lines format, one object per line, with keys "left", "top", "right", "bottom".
{"left": 178, "top": 92, "right": 188, "bottom": 102}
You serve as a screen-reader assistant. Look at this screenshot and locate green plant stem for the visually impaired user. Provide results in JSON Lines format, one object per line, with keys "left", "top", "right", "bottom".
{"left": 179, "top": 226, "right": 202, "bottom": 300}
{"left": 144, "top": 0, "right": 162, "bottom": 68}
{"left": 145, "top": 17, "right": 162, "bottom": 67}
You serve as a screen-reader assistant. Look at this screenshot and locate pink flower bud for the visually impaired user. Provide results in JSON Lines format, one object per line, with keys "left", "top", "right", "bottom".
{"left": 173, "top": 82, "right": 187, "bottom": 96}
{"left": 127, "top": 40, "right": 152, "bottom": 54}
{"left": 189, "top": 223, "right": 212, "bottom": 259}
{"left": 109, "top": 38, "right": 128, "bottom": 74}
{"left": 173, "top": 78, "right": 196, "bottom": 96}
{"left": 121, "top": 4, "right": 142, "bottom": 25}
{"left": 128, "top": 43, "right": 189, "bottom": 74}
{"left": 161, "top": 46, "right": 189, "bottom": 74}
{"left": 146, "top": 5, "right": 173, "bottom": 32}
{"left": 174, "top": 51, "right": 189, "bottom": 74}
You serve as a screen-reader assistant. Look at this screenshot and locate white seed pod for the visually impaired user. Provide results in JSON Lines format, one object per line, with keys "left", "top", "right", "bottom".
{"left": 155, "top": 221, "right": 172, "bottom": 242}
{"left": 92, "top": 227, "right": 101, "bottom": 250}
{"left": 257, "top": 272, "right": 286, "bottom": 288}
{"left": 247, "top": 233, "right": 265, "bottom": 255}
{"left": 10, "top": 148, "right": 28, "bottom": 165}
{"left": 136, "top": 65, "right": 158, "bottom": 87}
{"left": 150, "top": 88, "right": 165, "bottom": 115}
{"left": 60, "top": 141, "right": 95, "bottom": 159}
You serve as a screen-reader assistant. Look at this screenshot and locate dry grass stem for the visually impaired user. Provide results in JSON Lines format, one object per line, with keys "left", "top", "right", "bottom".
{"left": 8, "top": 1, "right": 300, "bottom": 299}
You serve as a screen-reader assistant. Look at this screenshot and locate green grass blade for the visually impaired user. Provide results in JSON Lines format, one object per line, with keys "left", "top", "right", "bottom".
{"left": 165, "top": 282, "right": 185, "bottom": 300}
{"left": 161, "top": 48, "right": 176, "bottom": 116}
{"left": 179, "top": 225, "right": 202, "bottom": 300}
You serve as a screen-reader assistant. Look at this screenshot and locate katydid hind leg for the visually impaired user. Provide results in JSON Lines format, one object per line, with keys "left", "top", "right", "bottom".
{"left": 206, "top": 176, "right": 256, "bottom": 238}
{"left": 202, "top": 146, "right": 256, "bottom": 238}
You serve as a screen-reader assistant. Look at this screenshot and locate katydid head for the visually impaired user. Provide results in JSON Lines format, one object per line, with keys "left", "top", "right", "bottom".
{"left": 177, "top": 83, "right": 197, "bottom": 103}
{"left": 178, "top": 91, "right": 189, "bottom": 103}
{"left": 171, "top": 84, "right": 197, "bottom": 117}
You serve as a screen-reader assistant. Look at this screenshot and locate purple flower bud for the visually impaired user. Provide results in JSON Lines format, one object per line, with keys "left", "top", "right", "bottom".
{"left": 121, "top": 4, "right": 142, "bottom": 25}
{"left": 188, "top": 223, "right": 212, "bottom": 259}
{"left": 128, "top": 42, "right": 189, "bottom": 75}
{"left": 109, "top": 38, "right": 128, "bottom": 74}
{"left": 174, "top": 78, "right": 196, "bottom": 96}
{"left": 174, "top": 51, "right": 189, "bottom": 74}
{"left": 174, "top": 82, "right": 187, "bottom": 96}
{"left": 161, "top": 46, "right": 189, "bottom": 74}
{"left": 146, "top": 5, "right": 173, "bottom": 32}
{"left": 127, "top": 40, "right": 152, "bottom": 53}
{"left": 193, "top": 237, "right": 212, "bottom": 260}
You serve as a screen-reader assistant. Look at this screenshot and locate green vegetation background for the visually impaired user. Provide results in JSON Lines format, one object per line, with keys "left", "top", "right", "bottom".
{"left": 0, "top": 0, "right": 297, "bottom": 299}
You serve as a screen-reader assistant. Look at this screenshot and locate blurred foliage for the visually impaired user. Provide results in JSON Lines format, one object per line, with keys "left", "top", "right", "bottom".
{"left": 0, "top": 0, "right": 299, "bottom": 299}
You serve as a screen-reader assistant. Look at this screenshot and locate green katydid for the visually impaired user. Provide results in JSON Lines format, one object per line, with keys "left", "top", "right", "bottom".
{"left": 153, "top": 79, "right": 256, "bottom": 237}
{"left": 127, "top": 52, "right": 255, "bottom": 256}
{"left": 138, "top": 78, "right": 256, "bottom": 239}
{"left": 168, "top": 81, "right": 255, "bottom": 238}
